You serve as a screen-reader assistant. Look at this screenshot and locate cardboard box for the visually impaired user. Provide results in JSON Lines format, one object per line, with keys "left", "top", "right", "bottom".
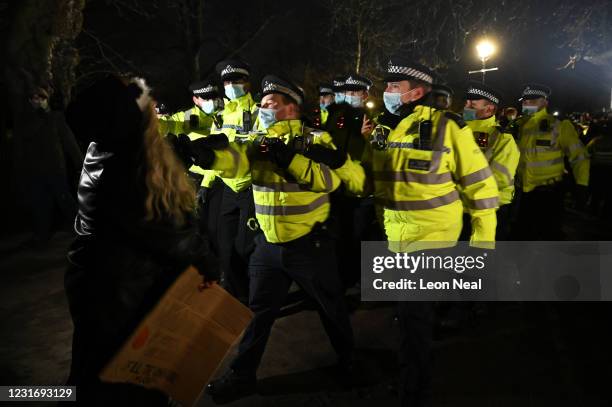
{"left": 99, "top": 266, "right": 253, "bottom": 406}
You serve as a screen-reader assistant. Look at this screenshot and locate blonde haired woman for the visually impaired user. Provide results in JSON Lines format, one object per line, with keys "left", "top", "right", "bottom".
{"left": 64, "top": 75, "right": 213, "bottom": 405}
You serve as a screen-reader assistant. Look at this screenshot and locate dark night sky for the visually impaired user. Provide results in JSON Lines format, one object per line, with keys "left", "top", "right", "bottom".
{"left": 76, "top": 0, "right": 612, "bottom": 115}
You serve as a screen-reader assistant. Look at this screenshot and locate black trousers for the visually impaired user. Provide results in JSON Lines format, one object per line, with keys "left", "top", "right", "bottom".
{"left": 218, "top": 184, "right": 257, "bottom": 300}
{"left": 397, "top": 302, "right": 434, "bottom": 407}
{"left": 197, "top": 178, "right": 224, "bottom": 256}
{"left": 331, "top": 193, "right": 379, "bottom": 288}
{"left": 231, "top": 230, "right": 354, "bottom": 375}
{"left": 514, "top": 183, "right": 564, "bottom": 240}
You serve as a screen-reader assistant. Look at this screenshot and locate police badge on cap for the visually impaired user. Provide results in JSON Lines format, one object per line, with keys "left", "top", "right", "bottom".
{"left": 188, "top": 81, "right": 219, "bottom": 99}
{"left": 332, "top": 76, "right": 346, "bottom": 92}
{"left": 215, "top": 59, "right": 251, "bottom": 81}
{"left": 261, "top": 75, "right": 304, "bottom": 105}
{"left": 384, "top": 56, "right": 434, "bottom": 84}
{"left": 465, "top": 81, "right": 502, "bottom": 105}
{"left": 343, "top": 74, "right": 372, "bottom": 91}
{"left": 319, "top": 83, "right": 334, "bottom": 96}
{"left": 520, "top": 83, "right": 551, "bottom": 101}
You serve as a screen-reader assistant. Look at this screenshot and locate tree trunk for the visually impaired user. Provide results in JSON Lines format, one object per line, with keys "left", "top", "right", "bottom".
{"left": 1, "top": 0, "right": 85, "bottom": 232}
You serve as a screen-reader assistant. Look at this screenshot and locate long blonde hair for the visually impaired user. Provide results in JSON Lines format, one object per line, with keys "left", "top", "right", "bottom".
{"left": 141, "top": 102, "right": 195, "bottom": 225}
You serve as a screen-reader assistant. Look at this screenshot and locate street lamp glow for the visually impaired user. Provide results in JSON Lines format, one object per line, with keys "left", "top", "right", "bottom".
{"left": 366, "top": 101, "right": 375, "bottom": 109}
{"left": 476, "top": 40, "right": 495, "bottom": 61}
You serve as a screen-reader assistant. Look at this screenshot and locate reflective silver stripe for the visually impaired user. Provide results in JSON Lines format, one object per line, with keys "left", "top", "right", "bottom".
{"left": 460, "top": 166, "right": 493, "bottom": 187}
{"left": 254, "top": 194, "right": 329, "bottom": 216}
{"left": 520, "top": 146, "right": 561, "bottom": 154}
{"left": 388, "top": 142, "right": 414, "bottom": 149}
{"left": 184, "top": 109, "right": 192, "bottom": 128}
{"left": 490, "top": 160, "right": 514, "bottom": 184}
{"left": 222, "top": 124, "right": 243, "bottom": 130}
{"left": 373, "top": 171, "right": 452, "bottom": 184}
{"left": 429, "top": 117, "right": 448, "bottom": 173}
{"left": 252, "top": 182, "right": 309, "bottom": 193}
{"left": 551, "top": 120, "right": 560, "bottom": 145}
{"left": 466, "top": 196, "right": 499, "bottom": 209}
{"left": 385, "top": 190, "right": 460, "bottom": 211}
{"left": 484, "top": 130, "right": 499, "bottom": 161}
{"left": 320, "top": 164, "right": 334, "bottom": 192}
{"left": 526, "top": 157, "right": 564, "bottom": 167}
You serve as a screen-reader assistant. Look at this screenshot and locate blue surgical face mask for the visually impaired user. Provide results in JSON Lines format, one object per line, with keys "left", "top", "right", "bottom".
{"left": 522, "top": 105, "right": 539, "bottom": 115}
{"left": 462, "top": 107, "right": 477, "bottom": 121}
{"left": 344, "top": 94, "right": 364, "bottom": 108}
{"left": 225, "top": 84, "right": 246, "bottom": 100}
{"left": 320, "top": 102, "right": 331, "bottom": 111}
{"left": 335, "top": 92, "right": 345, "bottom": 104}
{"left": 383, "top": 91, "right": 406, "bottom": 115}
{"left": 258, "top": 107, "right": 278, "bottom": 129}
{"left": 201, "top": 100, "right": 215, "bottom": 114}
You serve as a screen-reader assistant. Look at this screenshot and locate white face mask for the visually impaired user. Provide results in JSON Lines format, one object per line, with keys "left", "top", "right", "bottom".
{"left": 224, "top": 84, "right": 246, "bottom": 100}
{"left": 522, "top": 105, "right": 539, "bottom": 115}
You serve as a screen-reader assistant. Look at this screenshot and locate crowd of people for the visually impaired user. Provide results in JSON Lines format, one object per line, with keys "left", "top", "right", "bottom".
{"left": 14, "top": 54, "right": 609, "bottom": 405}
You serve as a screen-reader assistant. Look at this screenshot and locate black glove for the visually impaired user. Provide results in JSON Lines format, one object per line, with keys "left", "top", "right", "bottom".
{"left": 199, "top": 133, "right": 229, "bottom": 150}
{"left": 267, "top": 140, "right": 296, "bottom": 169}
{"left": 303, "top": 144, "right": 347, "bottom": 169}
{"left": 190, "top": 137, "right": 217, "bottom": 168}
{"left": 167, "top": 133, "right": 194, "bottom": 168}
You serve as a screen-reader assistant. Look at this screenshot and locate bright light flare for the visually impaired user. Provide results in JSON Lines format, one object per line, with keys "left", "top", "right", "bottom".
{"left": 476, "top": 40, "right": 496, "bottom": 60}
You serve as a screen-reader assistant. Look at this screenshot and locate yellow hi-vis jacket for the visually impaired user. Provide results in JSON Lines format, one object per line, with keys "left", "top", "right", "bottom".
{"left": 159, "top": 105, "right": 221, "bottom": 188}
{"left": 467, "top": 116, "right": 520, "bottom": 205}
{"left": 517, "top": 108, "right": 589, "bottom": 192}
{"left": 209, "top": 119, "right": 365, "bottom": 243}
{"left": 366, "top": 106, "right": 499, "bottom": 251}
{"left": 210, "top": 93, "right": 259, "bottom": 192}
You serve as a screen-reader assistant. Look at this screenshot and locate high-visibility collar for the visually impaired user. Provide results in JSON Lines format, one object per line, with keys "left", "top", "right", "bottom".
{"left": 224, "top": 92, "right": 255, "bottom": 113}
{"left": 527, "top": 106, "right": 550, "bottom": 122}
{"left": 467, "top": 115, "right": 497, "bottom": 133}
{"left": 408, "top": 105, "right": 437, "bottom": 121}
{"left": 265, "top": 119, "right": 303, "bottom": 139}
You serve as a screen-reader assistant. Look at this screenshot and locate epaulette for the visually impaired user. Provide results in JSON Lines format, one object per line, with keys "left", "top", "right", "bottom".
{"left": 444, "top": 111, "right": 467, "bottom": 128}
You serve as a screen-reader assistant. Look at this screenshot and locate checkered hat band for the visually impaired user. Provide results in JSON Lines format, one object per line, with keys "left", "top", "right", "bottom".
{"left": 468, "top": 88, "right": 499, "bottom": 104}
{"left": 522, "top": 89, "right": 548, "bottom": 98}
{"left": 193, "top": 85, "right": 216, "bottom": 95}
{"left": 263, "top": 82, "right": 303, "bottom": 104}
{"left": 221, "top": 66, "right": 249, "bottom": 77}
{"left": 387, "top": 65, "right": 433, "bottom": 84}
{"left": 320, "top": 87, "right": 333, "bottom": 94}
{"left": 345, "top": 77, "right": 370, "bottom": 88}
{"left": 333, "top": 80, "right": 345, "bottom": 87}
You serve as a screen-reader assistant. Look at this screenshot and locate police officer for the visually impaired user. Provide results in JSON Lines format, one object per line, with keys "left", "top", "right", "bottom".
{"left": 194, "top": 75, "right": 363, "bottom": 400}
{"left": 432, "top": 84, "right": 454, "bottom": 111}
{"left": 463, "top": 82, "right": 520, "bottom": 239}
{"left": 368, "top": 57, "right": 499, "bottom": 407}
{"left": 211, "top": 59, "right": 260, "bottom": 302}
{"left": 311, "top": 83, "right": 335, "bottom": 129}
{"left": 163, "top": 82, "right": 226, "bottom": 270}
{"left": 323, "top": 73, "right": 378, "bottom": 288}
{"left": 332, "top": 75, "right": 346, "bottom": 105}
{"left": 514, "top": 83, "right": 589, "bottom": 240}
{"left": 159, "top": 80, "right": 224, "bottom": 138}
